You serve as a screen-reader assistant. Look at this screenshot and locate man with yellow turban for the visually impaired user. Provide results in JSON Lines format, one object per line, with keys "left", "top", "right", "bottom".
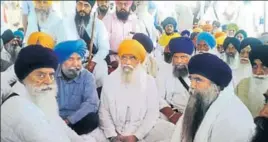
{"left": 27, "top": 32, "right": 55, "bottom": 49}
{"left": 94, "top": 39, "right": 175, "bottom": 142}
{"left": 24, "top": 1, "right": 65, "bottom": 45}
{"left": 215, "top": 35, "right": 227, "bottom": 60}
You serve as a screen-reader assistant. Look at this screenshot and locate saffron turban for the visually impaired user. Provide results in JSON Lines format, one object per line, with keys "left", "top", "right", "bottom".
{"left": 214, "top": 32, "right": 226, "bottom": 39}
{"left": 33, "top": 1, "right": 53, "bottom": 7}
{"left": 202, "top": 24, "right": 213, "bottom": 32}
{"left": 223, "top": 37, "right": 241, "bottom": 51}
{"left": 14, "top": 45, "right": 58, "bottom": 81}
{"left": 240, "top": 38, "right": 263, "bottom": 53}
{"left": 118, "top": 40, "right": 146, "bottom": 63}
{"left": 188, "top": 53, "right": 232, "bottom": 89}
{"left": 192, "top": 28, "right": 203, "bottom": 33}
{"left": 249, "top": 45, "right": 268, "bottom": 68}
{"left": 197, "top": 32, "right": 216, "bottom": 49}
{"left": 54, "top": 39, "right": 87, "bottom": 64}
{"left": 27, "top": 32, "right": 55, "bottom": 49}
{"left": 133, "top": 33, "right": 154, "bottom": 53}
{"left": 235, "top": 30, "right": 248, "bottom": 39}
{"left": 216, "top": 36, "right": 226, "bottom": 46}
{"left": 169, "top": 37, "right": 194, "bottom": 55}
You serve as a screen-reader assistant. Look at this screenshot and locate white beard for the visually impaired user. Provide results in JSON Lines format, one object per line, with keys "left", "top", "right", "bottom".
{"left": 225, "top": 52, "right": 240, "bottom": 70}
{"left": 24, "top": 82, "right": 59, "bottom": 119}
{"left": 36, "top": 9, "right": 50, "bottom": 25}
{"left": 248, "top": 77, "right": 268, "bottom": 116}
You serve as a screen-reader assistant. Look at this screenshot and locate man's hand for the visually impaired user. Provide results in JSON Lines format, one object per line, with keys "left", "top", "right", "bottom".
{"left": 87, "top": 61, "right": 96, "bottom": 73}
{"left": 119, "top": 135, "right": 138, "bottom": 142}
{"left": 169, "top": 112, "right": 182, "bottom": 124}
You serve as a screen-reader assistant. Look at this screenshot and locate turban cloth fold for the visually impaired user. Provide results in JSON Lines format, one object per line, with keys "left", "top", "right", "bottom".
{"left": 54, "top": 39, "right": 87, "bottom": 64}
{"left": 235, "top": 30, "right": 247, "bottom": 39}
{"left": 223, "top": 37, "right": 241, "bottom": 51}
{"left": 249, "top": 45, "right": 268, "bottom": 68}
{"left": 133, "top": 33, "right": 154, "bottom": 53}
{"left": 76, "top": 0, "right": 96, "bottom": 8}
{"left": 240, "top": 38, "right": 263, "bottom": 53}
{"left": 227, "top": 23, "right": 239, "bottom": 32}
{"left": 14, "top": 45, "right": 58, "bottom": 81}
{"left": 169, "top": 37, "right": 194, "bottom": 55}
{"left": 13, "top": 30, "right": 24, "bottom": 41}
{"left": 197, "top": 32, "right": 216, "bottom": 49}
{"left": 1, "top": 29, "right": 14, "bottom": 45}
{"left": 188, "top": 53, "right": 232, "bottom": 89}
{"left": 27, "top": 32, "right": 55, "bottom": 49}
{"left": 216, "top": 36, "right": 226, "bottom": 46}
{"left": 214, "top": 32, "right": 226, "bottom": 39}
{"left": 161, "top": 17, "right": 177, "bottom": 30}
{"left": 118, "top": 40, "right": 146, "bottom": 63}
{"left": 181, "top": 30, "right": 191, "bottom": 37}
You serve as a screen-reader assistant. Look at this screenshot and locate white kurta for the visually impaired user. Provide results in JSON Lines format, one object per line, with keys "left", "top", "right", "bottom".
{"left": 171, "top": 88, "right": 256, "bottom": 142}
{"left": 174, "top": 4, "right": 194, "bottom": 31}
{"left": 156, "top": 62, "right": 190, "bottom": 113}
{"left": 24, "top": 9, "right": 65, "bottom": 45}
{"left": 97, "top": 67, "right": 175, "bottom": 141}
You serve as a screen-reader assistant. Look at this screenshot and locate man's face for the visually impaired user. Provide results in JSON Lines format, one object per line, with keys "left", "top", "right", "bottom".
{"left": 239, "top": 46, "right": 251, "bottom": 64}
{"left": 235, "top": 33, "right": 244, "bottom": 42}
{"left": 23, "top": 68, "right": 55, "bottom": 89}
{"left": 182, "top": 74, "right": 219, "bottom": 141}
{"left": 225, "top": 44, "right": 237, "bottom": 58}
{"left": 196, "top": 40, "right": 209, "bottom": 53}
{"left": 34, "top": 1, "right": 52, "bottom": 22}
{"left": 172, "top": 53, "right": 190, "bottom": 78}
{"left": 97, "top": 0, "right": 109, "bottom": 14}
{"left": 76, "top": 1, "right": 92, "bottom": 16}
{"left": 4, "top": 39, "right": 20, "bottom": 58}
{"left": 252, "top": 59, "right": 268, "bottom": 79}
{"left": 216, "top": 44, "right": 224, "bottom": 54}
{"left": 165, "top": 24, "right": 174, "bottom": 35}
{"left": 120, "top": 54, "right": 140, "bottom": 83}
{"left": 61, "top": 53, "right": 82, "bottom": 79}
{"left": 116, "top": 1, "right": 131, "bottom": 21}
{"left": 228, "top": 30, "right": 235, "bottom": 37}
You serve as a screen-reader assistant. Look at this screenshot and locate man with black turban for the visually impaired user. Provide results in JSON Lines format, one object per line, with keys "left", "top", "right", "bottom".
{"left": 236, "top": 45, "right": 268, "bottom": 117}
{"left": 171, "top": 53, "right": 255, "bottom": 142}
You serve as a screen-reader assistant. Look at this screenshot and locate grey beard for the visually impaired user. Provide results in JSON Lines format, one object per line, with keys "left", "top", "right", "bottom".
{"left": 4, "top": 45, "right": 20, "bottom": 63}
{"left": 173, "top": 65, "right": 189, "bottom": 78}
{"left": 77, "top": 21, "right": 87, "bottom": 37}
{"left": 62, "top": 67, "right": 81, "bottom": 80}
{"left": 36, "top": 9, "right": 50, "bottom": 24}
{"left": 181, "top": 85, "right": 219, "bottom": 142}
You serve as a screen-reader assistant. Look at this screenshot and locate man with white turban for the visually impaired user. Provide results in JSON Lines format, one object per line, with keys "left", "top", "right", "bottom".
{"left": 171, "top": 53, "right": 255, "bottom": 142}
{"left": 93, "top": 40, "right": 175, "bottom": 142}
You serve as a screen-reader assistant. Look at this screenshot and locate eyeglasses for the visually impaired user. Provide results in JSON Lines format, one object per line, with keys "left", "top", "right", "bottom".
{"left": 120, "top": 55, "right": 137, "bottom": 62}
{"left": 34, "top": 72, "right": 55, "bottom": 82}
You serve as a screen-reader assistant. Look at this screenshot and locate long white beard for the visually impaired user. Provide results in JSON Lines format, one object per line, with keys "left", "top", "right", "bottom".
{"left": 120, "top": 64, "right": 146, "bottom": 87}
{"left": 225, "top": 52, "right": 240, "bottom": 70}
{"left": 36, "top": 10, "right": 50, "bottom": 25}
{"left": 24, "top": 82, "right": 59, "bottom": 119}
{"left": 248, "top": 77, "right": 268, "bottom": 117}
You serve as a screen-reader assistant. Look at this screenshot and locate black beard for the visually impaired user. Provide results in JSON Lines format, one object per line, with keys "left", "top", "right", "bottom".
{"left": 98, "top": 6, "right": 108, "bottom": 16}
{"left": 181, "top": 88, "right": 218, "bottom": 142}
{"left": 173, "top": 65, "right": 188, "bottom": 78}
{"left": 75, "top": 11, "right": 90, "bottom": 38}
{"left": 251, "top": 117, "right": 268, "bottom": 142}
{"left": 116, "top": 9, "right": 130, "bottom": 21}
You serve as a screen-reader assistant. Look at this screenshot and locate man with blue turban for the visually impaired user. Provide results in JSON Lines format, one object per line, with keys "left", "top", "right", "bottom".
{"left": 157, "top": 37, "right": 194, "bottom": 124}
{"left": 13, "top": 29, "right": 24, "bottom": 47}
{"left": 196, "top": 32, "right": 216, "bottom": 55}
{"left": 171, "top": 53, "right": 255, "bottom": 142}
{"left": 54, "top": 39, "right": 99, "bottom": 135}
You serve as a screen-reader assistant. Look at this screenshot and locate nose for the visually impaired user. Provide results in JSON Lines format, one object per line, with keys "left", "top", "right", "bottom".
{"left": 43, "top": 75, "right": 53, "bottom": 85}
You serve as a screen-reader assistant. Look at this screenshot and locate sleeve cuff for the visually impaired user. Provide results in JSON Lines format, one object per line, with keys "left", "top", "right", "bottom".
{"left": 103, "top": 128, "right": 117, "bottom": 138}
{"left": 134, "top": 131, "right": 144, "bottom": 141}
{"left": 67, "top": 116, "right": 76, "bottom": 125}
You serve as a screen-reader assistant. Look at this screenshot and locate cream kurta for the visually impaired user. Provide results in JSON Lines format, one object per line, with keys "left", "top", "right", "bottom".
{"left": 156, "top": 62, "right": 190, "bottom": 113}
{"left": 97, "top": 66, "right": 175, "bottom": 142}
{"left": 171, "top": 87, "right": 255, "bottom": 142}
{"left": 24, "top": 9, "right": 65, "bottom": 45}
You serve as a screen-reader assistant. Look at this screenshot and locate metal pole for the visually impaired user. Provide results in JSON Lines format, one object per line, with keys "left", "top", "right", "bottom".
{"left": 264, "top": 1, "right": 267, "bottom": 32}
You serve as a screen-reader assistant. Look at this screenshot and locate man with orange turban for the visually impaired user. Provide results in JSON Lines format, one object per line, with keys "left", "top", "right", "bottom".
{"left": 27, "top": 32, "right": 55, "bottom": 49}
{"left": 24, "top": 1, "right": 65, "bottom": 45}
{"left": 95, "top": 39, "right": 175, "bottom": 142}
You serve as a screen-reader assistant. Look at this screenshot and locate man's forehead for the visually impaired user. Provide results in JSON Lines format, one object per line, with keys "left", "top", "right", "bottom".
{"left": 173, "top": 52, "right": 190, "bottom": 57}
{"left": 32, "top": 68, "right": 55, "bottom": 74}
{"left": 77, "top": 1, "right": 90, "bottom": 5}
{"left": 189, "top": 74, "right": 207, "bottom": 80}
{"left": 70, "top": 52, "right": 82, "bottom": 58}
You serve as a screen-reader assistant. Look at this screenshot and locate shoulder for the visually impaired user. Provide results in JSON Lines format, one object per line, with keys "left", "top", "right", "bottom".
{"left": 80, "top": 69, "right": 95, "bottom": 82}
